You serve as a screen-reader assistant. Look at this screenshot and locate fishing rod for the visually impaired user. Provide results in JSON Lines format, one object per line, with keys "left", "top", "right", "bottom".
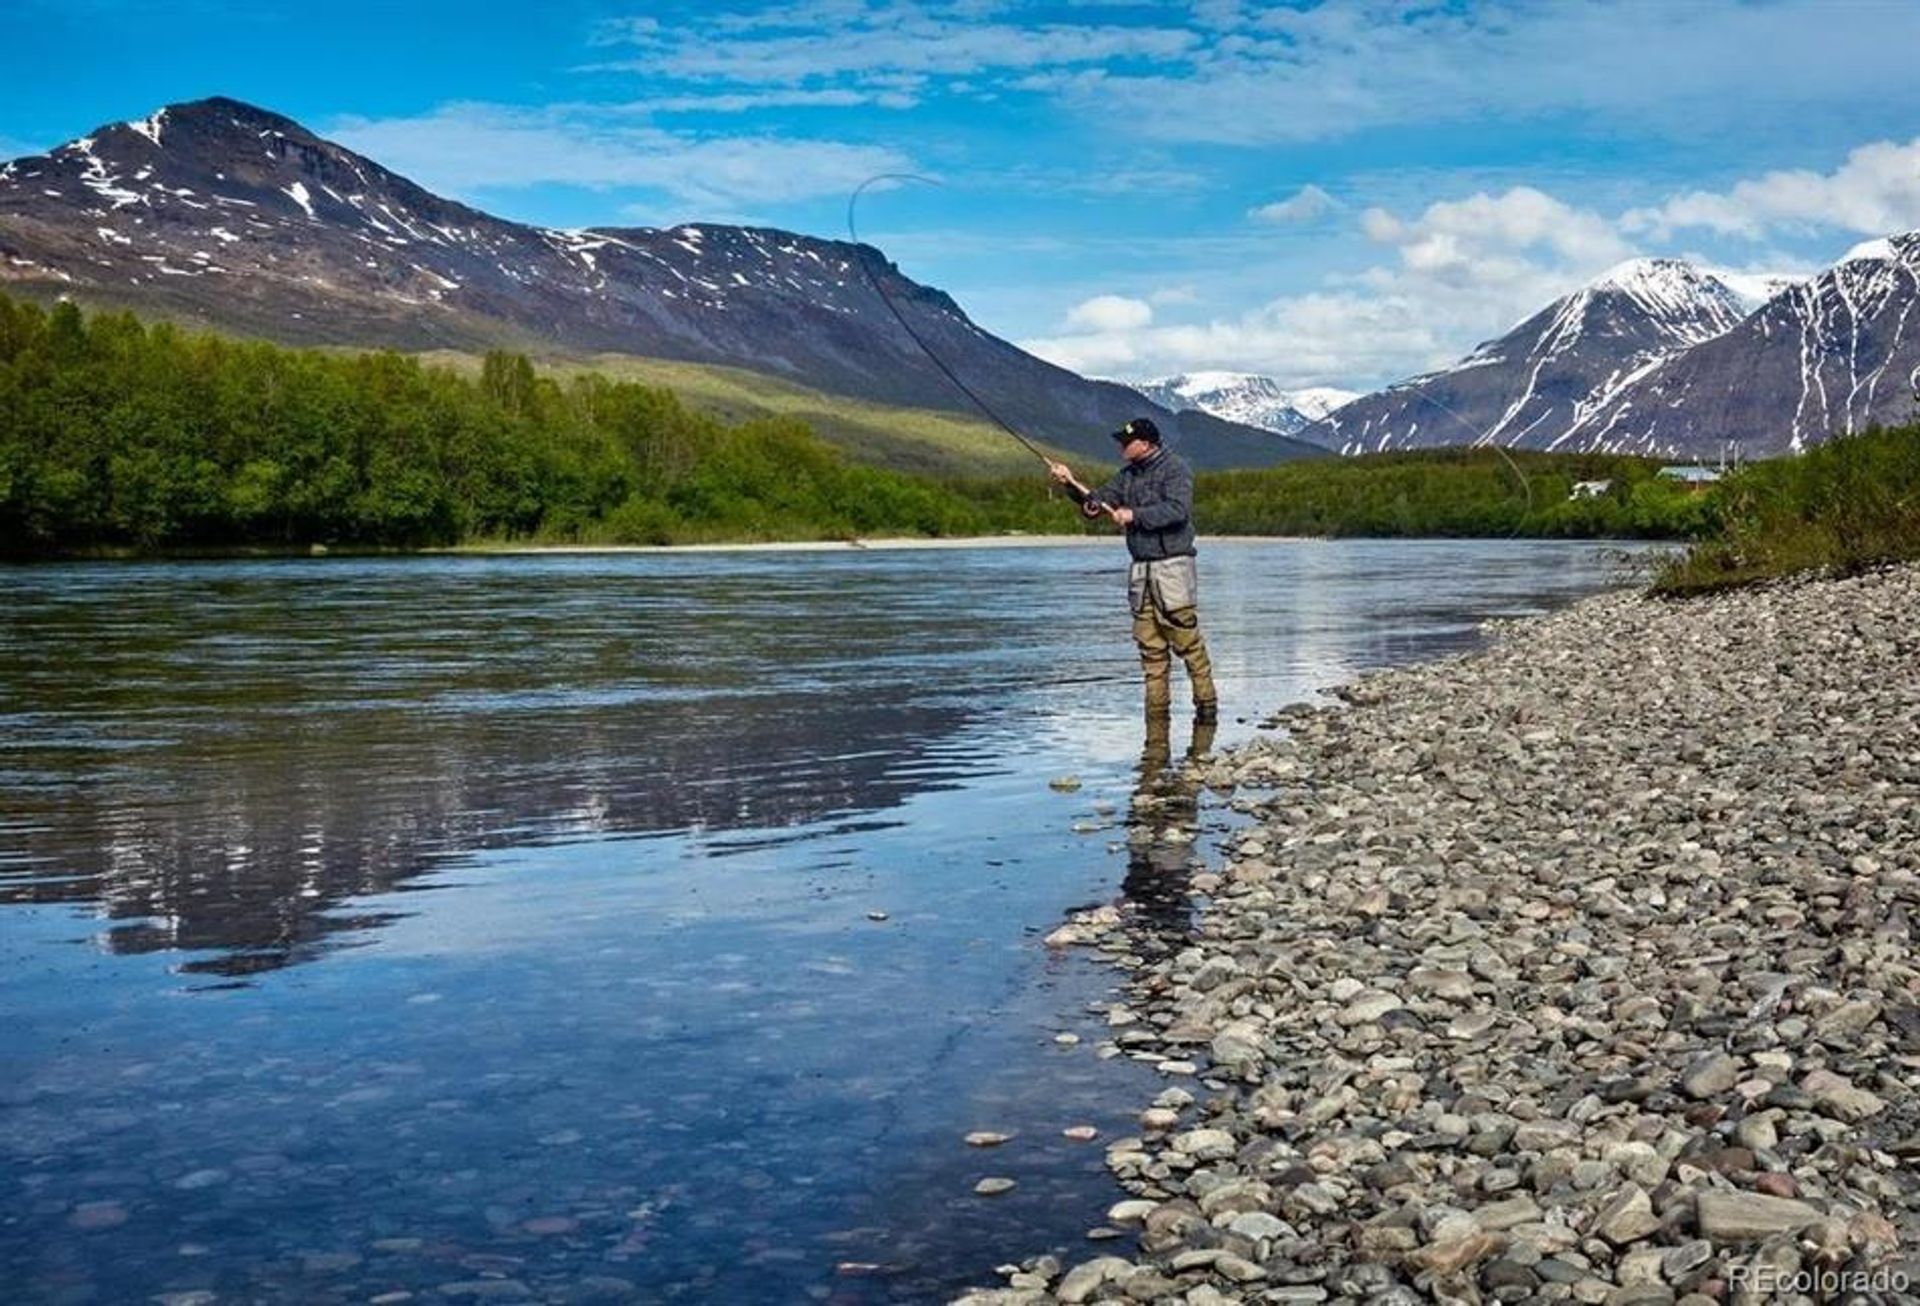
{"left": 847, "top": 173, "right": 1534, "bottom": 519}
{"left": 846, "top": 174, "right": 1054, "bottom": 467}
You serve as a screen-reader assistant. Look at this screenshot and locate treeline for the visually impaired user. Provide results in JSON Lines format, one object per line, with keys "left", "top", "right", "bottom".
{"left": 0, "top": 293, "right": 1068, "bottom": 554}
{"left": 1197, "top": 448, "right": 1716, "bottom": 538}
{"left": 0, "top": 292, "right": 1720, "bottom": 557}
{"left": 1653, "top": 421, "right": 1920, "bottom": 593}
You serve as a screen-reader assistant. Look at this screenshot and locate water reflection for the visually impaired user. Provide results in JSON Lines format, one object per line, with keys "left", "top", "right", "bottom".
{"left": 2, "top": 685, "right": 970, "bottom": 976}
{"left": 0, "top": 556, "right": 1028, "bottom": 977}
{"left": 1119, "top": 713, "right": 1217, "bottom": 953}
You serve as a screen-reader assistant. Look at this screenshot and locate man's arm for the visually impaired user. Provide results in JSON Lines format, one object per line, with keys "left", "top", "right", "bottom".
{"left": 1126, "top": 458, "right": 1192, "bottom": 531}
{"left": 1049, "top": 461, "right": 1126, "bottom": 518}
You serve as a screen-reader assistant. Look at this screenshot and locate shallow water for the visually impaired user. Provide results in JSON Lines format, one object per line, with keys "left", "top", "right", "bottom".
{"left": 0, "top": 539, "right": 1647, "bottom": 1303}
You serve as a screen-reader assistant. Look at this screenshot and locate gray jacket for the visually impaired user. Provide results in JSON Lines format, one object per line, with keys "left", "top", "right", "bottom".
{"left": 1087, "top": 447, "right": 1198, "bottom": 562}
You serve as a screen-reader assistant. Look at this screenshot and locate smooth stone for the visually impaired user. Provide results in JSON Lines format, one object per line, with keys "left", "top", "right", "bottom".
{"left": 1694, "top": 1191, "right": 1824, "bottom": 1243}
{"left": 1412, "top": 1232, "right": 1503, "bottom": 1277}
{"left": 1059, "top": 1252, "right": 1128, "bottom": 1306}
{"left": 1592, "top": 1185, "right": 1662, "bottom": 1245}
{"left": 1171, "top": 1128, "right": 1237, "bottom": 1160}
{"left": 1680, "top": 1052, "right": 1742, "bottom": 1100}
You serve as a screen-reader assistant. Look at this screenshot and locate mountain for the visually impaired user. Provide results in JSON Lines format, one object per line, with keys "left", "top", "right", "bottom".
{"left": 0, "top": 98, "right": 1320, "bottom": 470}
{"left": 1128, "top": 372, "right": 1360, "bottom": 445}
{"left": 1561, "top": 235, "right": 1920, "bottom": 456}
{"left": 1318, "top": 259, "right": 1752, "bottom": 454}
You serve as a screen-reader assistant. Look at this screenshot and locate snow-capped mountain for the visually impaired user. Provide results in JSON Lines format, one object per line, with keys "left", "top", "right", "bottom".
{"left": 1129, "top": 372, "right": 1360, "bottom": 443}
{"left": 0, "top": 98, "right": 1318, "bottom": 469}
{"left": 1563, "top": 234, "right": 1920, "bottom": 456}
{"left": 1320, "top": 258, "right": 1752, "bottom": 454}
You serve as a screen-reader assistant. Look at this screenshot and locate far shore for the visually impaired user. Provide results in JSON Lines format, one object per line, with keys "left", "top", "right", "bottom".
{"left": 12, "top": 534, "right": 1649, "bottom": 562}
{"left": 441, "top": 532, "right": 1468, "bottom": 557}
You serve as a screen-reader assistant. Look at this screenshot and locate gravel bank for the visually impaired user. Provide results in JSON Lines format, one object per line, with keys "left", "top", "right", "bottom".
{"left": 966, "top": 563, "right": 1920, "bottom": 1305}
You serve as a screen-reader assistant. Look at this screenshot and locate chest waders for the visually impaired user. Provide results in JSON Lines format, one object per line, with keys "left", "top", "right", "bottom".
{"left": 1127, "top": 555, "right": 1217, "bottom": 720}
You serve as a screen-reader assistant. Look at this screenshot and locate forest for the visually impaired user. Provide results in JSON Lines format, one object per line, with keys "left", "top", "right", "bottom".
{"left": 0, "top": 293, "right": 1719, "bottom": 557}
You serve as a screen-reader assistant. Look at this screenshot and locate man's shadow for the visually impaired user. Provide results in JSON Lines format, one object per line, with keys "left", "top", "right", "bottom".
{"left": 1119, "top": 712, "right": 1218, "bottom": 952}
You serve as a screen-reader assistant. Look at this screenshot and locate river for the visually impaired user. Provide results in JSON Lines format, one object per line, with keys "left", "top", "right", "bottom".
{"left": 0, "top": 538, "right": 1649, "bottom": 1303}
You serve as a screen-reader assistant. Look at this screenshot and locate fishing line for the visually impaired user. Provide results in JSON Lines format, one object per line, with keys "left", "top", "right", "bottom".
{"left": 846, "top": 174, "right": 1054, "bottom": 466}
{"left": 1293, "top": 390, "right": 1536, "bottom": 527}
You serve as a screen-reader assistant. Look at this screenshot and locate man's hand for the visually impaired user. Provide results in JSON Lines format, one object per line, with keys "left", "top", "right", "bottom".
{"left": 1107, "top": 505, "right": 1135, "bottom": 526}
{"left": 1046, "top": 461, "right": 1073, "bottom": 484}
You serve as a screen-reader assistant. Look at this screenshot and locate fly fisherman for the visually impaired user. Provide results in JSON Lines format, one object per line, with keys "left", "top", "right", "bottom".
{"left": 1049, "top": 418, "right": 1219, "bottom": 723}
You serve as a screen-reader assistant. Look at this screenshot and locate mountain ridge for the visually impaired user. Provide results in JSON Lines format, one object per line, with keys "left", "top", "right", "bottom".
{"left": 1126, "top": 372, "right": 1359, "bottom": 446}
{"left": 1319, "top": 258, "right": 1754, "bottom": 456}
{"left": 1557, "top": 233, "right": 1920, "bottom": 455}
{"left": 0, "top": 97, "right": 1321, "bottom": 470}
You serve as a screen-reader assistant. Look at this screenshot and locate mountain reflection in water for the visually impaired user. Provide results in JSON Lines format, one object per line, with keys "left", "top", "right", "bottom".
{"left": 0, "top": 555, "right": 999, "bottom": 977}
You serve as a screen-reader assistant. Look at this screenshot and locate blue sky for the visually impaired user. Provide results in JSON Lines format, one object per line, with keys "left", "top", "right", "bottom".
{"left": 6, "top": 0, "right": 1920, "bottom": 391}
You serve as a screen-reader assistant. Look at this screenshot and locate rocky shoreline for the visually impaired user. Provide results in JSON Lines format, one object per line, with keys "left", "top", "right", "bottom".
{"left": 964, "top": 563, "right": 1920, "bottom": 1305}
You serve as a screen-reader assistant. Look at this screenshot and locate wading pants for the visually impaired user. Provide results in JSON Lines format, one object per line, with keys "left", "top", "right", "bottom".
{"left": 1128, "top": 556, "right": 1217, "bottom": 715}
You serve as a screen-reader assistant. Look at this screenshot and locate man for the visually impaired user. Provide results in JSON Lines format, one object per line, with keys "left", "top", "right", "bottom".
{"left": 1049, "top": 418, "right": 1219, "bottom": 723}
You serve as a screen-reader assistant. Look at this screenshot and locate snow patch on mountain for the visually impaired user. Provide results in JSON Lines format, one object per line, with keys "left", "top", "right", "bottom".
{"left": 283, "top": 181, "right": 315, "bottom": 219}
{"left": 1841, "top": 236, "right": 1898, "bottom": 265}
{"left": 1287, "top": 386, "right": 1363, "bottom": 420}
{"left": 127, "top": 110, "right": 168, "bottom": 148}
{"left": 1709, "top": 268, "right": 1807, "bottom": 311}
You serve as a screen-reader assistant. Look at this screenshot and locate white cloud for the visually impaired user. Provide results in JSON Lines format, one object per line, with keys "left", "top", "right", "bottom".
{"left": 1064, "top": 294, "right": 1153, "bottom": 332}
{"left": 1023, "top": 289, "right": 1455, "bottom": 388}
{"left": 1250, "top": 184, "right": 1338, "bottom": 225}
{"left": 589, "top": 1, "right": 1197, "bottom": 89}
{"left": 1048, "top": 1, "right": 1920, "bottom": 147}
{"left": 640, "top": 88, "right": 917, "bottom": 113}
{"left": 1622, "top": 137, "right": 1920, "bottom": 240}
{"left": 326, "top": 102, "right": 910, "bottom": 209}
{"left": 1024, "top": 186, "right": 1639, "bottom": 389}
{"left": 1362, "top": 186, "right": 1634, "bottom": 282}
{"left": 576, "top": 2, "right": 1920, "bottom": 166}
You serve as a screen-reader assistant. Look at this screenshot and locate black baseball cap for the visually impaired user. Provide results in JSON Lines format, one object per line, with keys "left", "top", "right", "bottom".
{"left": 1112, "top": 417, "right": 1161, "bottom": 444}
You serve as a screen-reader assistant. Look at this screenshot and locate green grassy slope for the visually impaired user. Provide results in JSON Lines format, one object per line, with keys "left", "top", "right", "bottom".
{"left": 415, "top": 349, "right": 1065, "bottom": 480}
